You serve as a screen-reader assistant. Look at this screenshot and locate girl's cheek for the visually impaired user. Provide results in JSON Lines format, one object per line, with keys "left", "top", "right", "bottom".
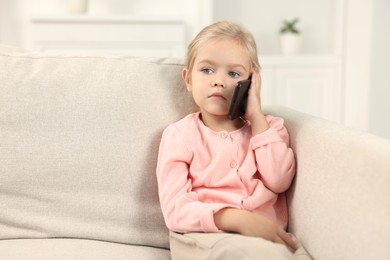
{"left": 230, "top": 79, "right": 240, "bottom": 89}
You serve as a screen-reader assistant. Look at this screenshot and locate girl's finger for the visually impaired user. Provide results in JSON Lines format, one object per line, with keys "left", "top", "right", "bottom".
{"left": 278, "top": 230, "right": 298, "bottom": 251}
{"left": 273, "top": 236, "right": 286, "bottom": 246}
{"left": 252, "top": 70, "right": 261, "bottom": 94}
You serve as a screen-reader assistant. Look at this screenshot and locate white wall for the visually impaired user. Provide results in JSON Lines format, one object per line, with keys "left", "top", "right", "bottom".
{"left": 0, "top": 0, "right": 339, "bottom": 55}
{"left": 369, "top": 0, "right": 390, "bottom": 139}
{"left": 0, "top": 0, "right": 389, "bottom": 139}
{"left": 0, "top": 0, "right": 212, "bottom": 48}
{"left": 0, "top": 0, "right": 20, "bottom": 45}
{"left": 343, "top": 0, "right": 372, "bottom": 133}
{"left": 214, "top": 0, "right": 337, "bottom": 55}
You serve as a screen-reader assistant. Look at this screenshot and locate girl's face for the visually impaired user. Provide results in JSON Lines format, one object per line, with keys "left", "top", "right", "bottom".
{"left": 183, "top": 39, "right": 252, "bottom": 119}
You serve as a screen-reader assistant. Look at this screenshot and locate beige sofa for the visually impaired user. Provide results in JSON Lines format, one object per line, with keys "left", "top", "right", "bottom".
{"left": 1, "top": 45, "right": 389, "bottom": 260}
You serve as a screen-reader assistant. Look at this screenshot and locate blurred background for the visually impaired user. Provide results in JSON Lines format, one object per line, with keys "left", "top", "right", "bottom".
{"left": 0, "top": 0, "right": 389, "bottom": 139}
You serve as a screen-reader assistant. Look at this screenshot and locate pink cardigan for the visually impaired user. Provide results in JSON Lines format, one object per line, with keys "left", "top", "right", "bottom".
{"left": 156, "top": 113, "right": 295, "bottom": 233}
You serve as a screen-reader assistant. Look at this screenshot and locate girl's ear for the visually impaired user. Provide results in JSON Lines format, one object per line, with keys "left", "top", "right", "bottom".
{"left": 182, "top": 68, "right": 192, "bottom": 92}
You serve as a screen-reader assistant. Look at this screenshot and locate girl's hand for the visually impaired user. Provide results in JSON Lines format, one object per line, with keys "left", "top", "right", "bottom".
{"left": 244, "top": 70, "right": 270, "bottom": 134}
{"left": 214, "top": 208, "right": 298, "bottom": 252}
{"left": 244, "top": 69, "right": 261, "bottom": 121}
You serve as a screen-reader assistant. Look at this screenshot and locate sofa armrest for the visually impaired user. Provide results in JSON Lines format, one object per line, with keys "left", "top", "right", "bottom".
{"left": 264, "top": 106, "right": 390, "bottom": 260}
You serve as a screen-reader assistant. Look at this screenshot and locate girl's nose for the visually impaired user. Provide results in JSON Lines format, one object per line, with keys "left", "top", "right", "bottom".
{"left": 212, "top": 77, "right": 225, "bottom": 88}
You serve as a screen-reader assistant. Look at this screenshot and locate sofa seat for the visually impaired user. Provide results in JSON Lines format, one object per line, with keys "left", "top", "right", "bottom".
{"left": 0, "top": 238, "right": 171, "bottom": 260}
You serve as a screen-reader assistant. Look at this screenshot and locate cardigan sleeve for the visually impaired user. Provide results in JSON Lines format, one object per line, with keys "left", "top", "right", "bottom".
{"left": 156, "top": 124, "right": 233, "bottom": 233}
{"left": 250, "top": 116, "right": 296, "bottom": 193}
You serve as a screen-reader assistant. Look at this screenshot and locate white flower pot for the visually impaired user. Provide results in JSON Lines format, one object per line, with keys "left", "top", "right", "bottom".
{"left": 67, "top": 0, "right": 88, "bottom": 14}
{"left": 280, "top": 33, "right": 302, "bottom": 55}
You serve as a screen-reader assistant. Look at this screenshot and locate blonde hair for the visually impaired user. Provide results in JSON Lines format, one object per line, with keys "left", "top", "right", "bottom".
{"left": 185, "top": 21, "right": 260, "bottom": 74}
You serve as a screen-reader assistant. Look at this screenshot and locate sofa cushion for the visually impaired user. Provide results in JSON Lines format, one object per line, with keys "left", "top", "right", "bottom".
{"left": 0, "top": 238, "right": 170, "bottom": 260}
{"left": 0, "top": 45, "right": 194, "bottom": 249}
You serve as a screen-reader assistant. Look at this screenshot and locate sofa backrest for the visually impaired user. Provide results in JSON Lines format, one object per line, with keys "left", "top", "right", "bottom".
{"left": 0, "top": 45, "right": 194, "bottom": 249}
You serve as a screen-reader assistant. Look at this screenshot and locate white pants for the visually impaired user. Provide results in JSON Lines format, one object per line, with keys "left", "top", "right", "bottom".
{"left": 169, "top": 231, "right": 312, "bottom": 260}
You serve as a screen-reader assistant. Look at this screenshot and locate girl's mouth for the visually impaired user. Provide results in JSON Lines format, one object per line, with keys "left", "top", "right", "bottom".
{"left": 208, "top": 92, "right": 226, "bottom": 100}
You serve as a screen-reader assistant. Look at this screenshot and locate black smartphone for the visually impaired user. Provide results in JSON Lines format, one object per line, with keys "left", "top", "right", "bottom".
{"left": 228, "top": 79, "right": 251, "bottom": 120}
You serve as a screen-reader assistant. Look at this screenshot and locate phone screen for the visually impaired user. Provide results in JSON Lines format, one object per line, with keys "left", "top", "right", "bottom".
{"left": 228, "top": 79, "right": 251, "bottom": 120}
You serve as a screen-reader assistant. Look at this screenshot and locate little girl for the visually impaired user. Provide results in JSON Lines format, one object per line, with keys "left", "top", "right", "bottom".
{"left": 157, "top": 21, "right": 311, "bottom": 260}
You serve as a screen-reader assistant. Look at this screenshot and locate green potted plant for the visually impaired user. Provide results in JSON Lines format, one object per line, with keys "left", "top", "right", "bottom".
{"left": 279, "top": 18, "right": 302, "bottom": 55}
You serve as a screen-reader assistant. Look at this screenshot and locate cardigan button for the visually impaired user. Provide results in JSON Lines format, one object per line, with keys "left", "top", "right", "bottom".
{"left": 220, "top": 132, "right": 228, "bottom": 139}
{"left": 229, "top": 161, "right": 237, "bottom": 168}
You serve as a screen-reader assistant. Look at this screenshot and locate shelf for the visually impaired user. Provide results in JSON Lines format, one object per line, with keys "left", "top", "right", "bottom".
{"left": 29, "top": 14, "right": 187, "bottom": 58}
{"left": 30, "top": 14, "right": 186, "bottom": 24}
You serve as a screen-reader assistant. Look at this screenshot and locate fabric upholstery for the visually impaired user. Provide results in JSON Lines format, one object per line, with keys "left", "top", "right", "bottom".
{"left": 0, "top": 238, "right": 171, "bottom": 260}
{"left": 264, "top": 106, "right": 390, "bottom": 260}
{"left": 0, "top": 45, "right": 194, "bottom": 251}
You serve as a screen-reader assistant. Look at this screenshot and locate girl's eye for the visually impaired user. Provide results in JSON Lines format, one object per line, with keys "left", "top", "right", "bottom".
{"left": 229, "top": 71, "right": 240, "bottom": 78}
{"left": 201, "top": 68, "right": 213, "bottom": 74}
